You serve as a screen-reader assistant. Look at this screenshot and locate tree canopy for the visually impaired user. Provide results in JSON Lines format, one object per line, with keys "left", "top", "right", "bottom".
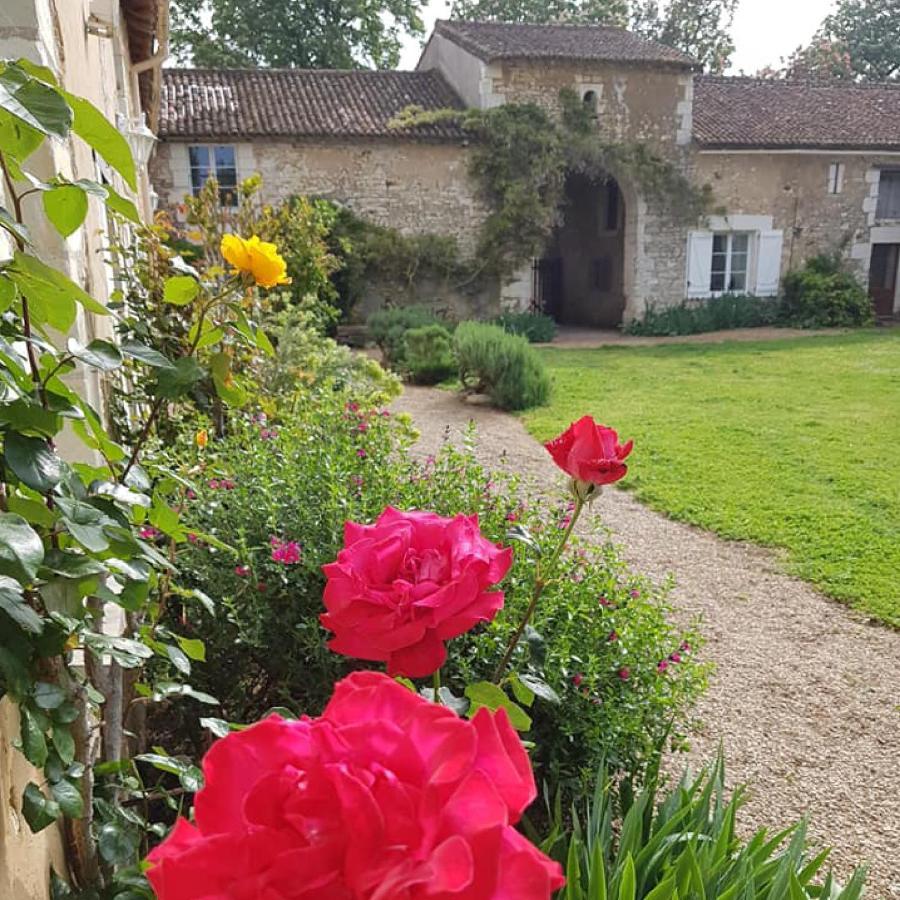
{"left": 170, "top": 0, "right": 425, "bottom": 69}
{"left": 782, "top": 0, "right": 900, "bottom": 81}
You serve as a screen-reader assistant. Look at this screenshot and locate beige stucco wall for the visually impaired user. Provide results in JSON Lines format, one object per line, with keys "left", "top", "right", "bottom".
{"left": 0, "top": 1, "right": 157, "bottom": 895}
{"left": 697, "top": 150, "right": 900, "bottom": 288}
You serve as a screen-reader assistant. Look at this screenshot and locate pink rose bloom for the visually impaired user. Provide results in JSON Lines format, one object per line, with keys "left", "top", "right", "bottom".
{"left": 234, "top": 565, "right": 250, "bottom": 577}
{"left": 270, "top": 538, "right": 302, "bottom": 565}
{"left": 572, "top": 673, "right": 584, "bottom": 687}
{"left": 146, "top": 672, "right": 564, "bottom": 899}
{"left": 139, "top": 526, "right": 160, "bottom": 540}
{"left": 618, "top": 667, "right": 630, "bottom": 681}
{"left": 544, "top": 416, "right": 633, "bottom": 488}
{"left": 321, "top": 507, "right": 512, "bottom": 678}
{"left": 657, "top": 660, "right": 669, "bottom": 673}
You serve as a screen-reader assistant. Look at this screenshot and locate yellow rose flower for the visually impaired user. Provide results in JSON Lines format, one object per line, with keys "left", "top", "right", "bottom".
{"left": 220, "top": 234, "right": 291, "bottom": 289}
{"left": 195, "top": 428, "right": 208, "bottom": 449}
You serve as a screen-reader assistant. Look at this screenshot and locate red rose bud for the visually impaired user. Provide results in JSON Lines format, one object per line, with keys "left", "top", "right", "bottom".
{"left": 544, "top": 416, "right": 633, "bottom": 500}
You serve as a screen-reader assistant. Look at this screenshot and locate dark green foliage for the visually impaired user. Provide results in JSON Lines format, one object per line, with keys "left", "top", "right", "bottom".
{"left": 170, "top": 0, "right": 425, "bottom": 69}
{"left": 454, "top": 322, "right": 552, "bottom": 410}
{"left": 494, "top": 311, "right": 558, "bottom": 343}
{"left": 367, "top": 305, "right": 443, "bottom": 368}
{"left": 624, "top": 294, "right": 779, "bottom": 336}
{"left": 153, "top": 401, "right": 706, "bottom": 788}
{"left": 548, "top": 753, "right": 867, "bottom": 899}
{"left": 403, "top": 324, "right": 457, "bottom": 384}
{"left": 780, "top": 256, "right": 874, "bottom": 328}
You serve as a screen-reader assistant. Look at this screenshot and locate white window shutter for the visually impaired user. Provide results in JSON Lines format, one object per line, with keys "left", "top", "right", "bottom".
{"left": 686, "top": 231, "right": 713, "bottom": 298}
{"left": 755, "top": 230, "right": 784, "bottom": 296}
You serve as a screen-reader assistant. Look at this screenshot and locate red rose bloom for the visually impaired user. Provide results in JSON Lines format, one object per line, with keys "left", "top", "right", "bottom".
{"left": 146, "top": 672, "right": 564, "bottom": 899}
{"left": 544, "top": 416, "right": 633, "bottom": 488}
{"left": 321, "top": 507, "right": 512, "bottom": 678}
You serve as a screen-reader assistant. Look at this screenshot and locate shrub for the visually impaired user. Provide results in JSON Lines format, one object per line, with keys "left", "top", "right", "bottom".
{"left": 494, "top": 310, "right": 558, "bottom": 343}
{"left": 367, "top": 304, "right": 443, "bottom": 368}
{"left": 550, "top": 754, "right": 867, "bottom": 899}
{"left": 780, "top": 255, "right": 874, "bottom": 328}
{"left": 151, "top": 408, "right": 705, "bottom": 791}
{"left": 454, "top": 321, "right": 552, "bottom": 410}
{"left": 624, "top": 294, "right": 779, "bottom": 336}
{"left": 403, "top": 324, "right": 457, "bottom": 384}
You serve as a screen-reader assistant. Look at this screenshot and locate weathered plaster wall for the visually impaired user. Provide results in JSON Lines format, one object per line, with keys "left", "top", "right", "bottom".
{"left": 418, "top": 33, "right": 488, "bottom": 109}
{"left": 151, "top": 138, "right": 486, "bottom": 255}
{"left": 696, "top": 151, "right": 900, "bottom": 282}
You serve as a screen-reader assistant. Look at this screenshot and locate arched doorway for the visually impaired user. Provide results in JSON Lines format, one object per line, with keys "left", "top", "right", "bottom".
{"left": 534, "top": 172, "right": 626, "bottom": 328}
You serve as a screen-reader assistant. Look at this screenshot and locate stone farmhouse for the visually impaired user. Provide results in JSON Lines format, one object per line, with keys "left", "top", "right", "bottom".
{"left": 150, "top": 20, "right": 900, "bottom": 326}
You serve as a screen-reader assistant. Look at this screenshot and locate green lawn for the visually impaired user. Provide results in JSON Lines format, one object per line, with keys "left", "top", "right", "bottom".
{"left": 523, "top": 331, "right": 900, "bottom": 626}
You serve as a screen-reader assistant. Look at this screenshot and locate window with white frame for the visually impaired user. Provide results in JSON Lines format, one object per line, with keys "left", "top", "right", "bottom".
{"left": 827, "top": 162, "right": 844, "bottom": 194}
{"left": 188, "top": 145, "right": 238, "bottom": 205}
{"left": 710, "top": 232, "right": 750, "bottom": 293}
{"left": 876, "top": 169, "right": 900, "bottom": 219}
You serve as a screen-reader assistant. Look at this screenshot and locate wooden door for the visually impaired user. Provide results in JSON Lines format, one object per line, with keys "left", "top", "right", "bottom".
{"left": 868, "top": 243, "right": 899, "bottom": 317}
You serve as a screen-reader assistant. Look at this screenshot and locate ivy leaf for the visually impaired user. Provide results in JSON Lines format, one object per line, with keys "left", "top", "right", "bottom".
{"left": 4, "top": 431, "right": 63, "bottom": 492}
{"left": 163, "top": 275, "right": 199, "bottom": 306}
{"left": 20, "top": 706, "right": 48, "bottom": 766}
{"left": 464, "top": 681, "right": 532, "bottom": 731}
{"left": 0, "top": 574, "right": 42, "bottom": 633}
{"left": 22, "top": 782, "right": 61, "bottom": 832}
{"left": 54, "top": 496, "right": 109, "bottom": 552}
{"left": 51, "top": 725, "right": 75, "bottom": 766}
{"left": 97, "top": 821, "right": 139, "bottom": 865}
{"left": 66, "top": 338, "right": 122, "bottom": 372}
{"left": 33, "top": 681, "right": 66, "bottom": 710}
{"left": 42, "top": 185, "right": 88, "bottom": 237}
{"left": 50, "top": 776, "right": 83, "bottom": 818}
{"left": 0, "top": 512, "right": 44, "bottom": 582}
{"left": 63, "top": 92, "right": 136, "bottom": 191}
{"left": 120, "top": 340, "right": 175, "bottom": 369}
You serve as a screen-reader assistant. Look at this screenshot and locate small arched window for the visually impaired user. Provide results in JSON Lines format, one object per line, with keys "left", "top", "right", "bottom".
{"left": 582, "top": 90, "right": 599, "bottom": 119}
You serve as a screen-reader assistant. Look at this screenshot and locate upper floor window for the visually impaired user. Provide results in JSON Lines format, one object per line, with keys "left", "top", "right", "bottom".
{"left": 876, "top": 169, "right": 900, "bottom": 220}
{"left": 582, "top": 90, "right": 598, "bottom": 119}
{"left": 710, "top": 232, "right": 749, "bottom": 292}
{"left": 189, "top": 145, "right": 237, "bottom": 205}
{"left": 827, "top": 162, "right": 844, "bottom": 194}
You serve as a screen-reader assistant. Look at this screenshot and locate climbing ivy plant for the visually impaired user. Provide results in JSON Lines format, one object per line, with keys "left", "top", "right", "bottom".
{"left": 0, "top": 58, "right": 272, "bottom": 897}
{"left": 391, "top": 90, "right": 713, "bottom": 283}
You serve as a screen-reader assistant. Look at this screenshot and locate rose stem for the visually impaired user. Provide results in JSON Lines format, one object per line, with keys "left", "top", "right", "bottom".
{"left": 433, "top": 668, "right": 442, "bottom": 703}
{"left": 492, "top": 495, "right": 585, "bottom": 682}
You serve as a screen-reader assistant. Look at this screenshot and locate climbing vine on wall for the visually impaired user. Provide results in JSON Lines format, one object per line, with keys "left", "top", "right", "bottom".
{"left": 390, "top": 91, "right": 713, "bottom": 282}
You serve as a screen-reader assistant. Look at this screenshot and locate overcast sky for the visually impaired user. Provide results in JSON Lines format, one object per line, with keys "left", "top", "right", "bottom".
{"left": 398, "top": 0, "right": 838, "bottom": 72}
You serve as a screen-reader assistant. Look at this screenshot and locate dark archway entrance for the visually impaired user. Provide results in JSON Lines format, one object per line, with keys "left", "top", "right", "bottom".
{"left": 534, "top": 172, "right": 626, "bottom": 328}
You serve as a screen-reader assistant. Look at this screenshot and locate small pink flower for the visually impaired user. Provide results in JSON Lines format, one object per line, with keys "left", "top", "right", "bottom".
{"left": 380, "top": 409, "right": 391, "bottom": 418}
{"left": 618, "top": 667, "right": 630, "bottom": 681}
{"left": 356, "top": 448, "right": 367, "bottom": 459}
{"left": 572, "top": 674, "right": 584, "bottom": 687}
{"left": 506, "top": 511, "right": 518, "bottom": 522}
{"left": 669, "top": 652, "right": 682, "bottom": 664}
{"left": 222, "top": 479, "right": 236, "bottom": 490}
{"left": 657, "top": 660, "right": 669, "bottom": 673}
{"left": 351, "top": 475, "right": 364, "bottom": 487}
{"left": 260, "top": 428, "right": 278, "bottom": 440}
{"left": 630, "top": 590, "right": 640, "bottom": 599}
{"left": 346, "top": 402, "right": 359, "bottom": 413}
{"left": 559, "top": 516, "right": 571, "bottom": 529}
{"left": 271, "top": 538, "right": 302, "bottom": 565}
{"left": 139, "top": 526, "right": 160, "bottom": 540}
{"left": 357, "top": 422, "right": 369, "bottom": 433}
{"left": 208, "top": 479, "right": 220, "bottom": 490}
{"left": 572, "top": 572, "right": 584, "bottom": 583}
{"left": 187, "top": 532, "right": 199, "bottom": 543}
{"left": 257, "top": 582, "right": 267, "bottom": 593}
{"left": 252, "top": 412, "right": 268, "bottom": 425}
{"left": 598, "top": 596, "right": 611, "bottom": 607}
{"left": 234, "top": 565, "right": 250, "bottom": 577}
{"left": 607, "top": 630, "right": 618, "bottom": 642}
{"left": 680, "top": 641, "right": 691, "bottom": 653}
{"left": 186, "top": 489, "right": 197, "bottom": 500}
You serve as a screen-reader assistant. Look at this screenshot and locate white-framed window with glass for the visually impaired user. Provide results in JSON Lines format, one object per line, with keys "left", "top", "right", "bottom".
{"left": 188, "top": 145, "right": 238, "bottom": 205}
{"left": 710, "top": 232, "right": 750, "bottom": 293}
{"left": 876, "top": 169, "right": 900, "bottom": 220}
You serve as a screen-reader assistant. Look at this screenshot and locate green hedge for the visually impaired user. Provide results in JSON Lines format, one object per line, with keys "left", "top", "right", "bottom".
{"left": 494, "top": 311, "right": 557, "bottom": 343}
{"left": 780, "top": 255, "right": 874, "bottom": 328}
{"left": 403, "top": 324, "right": 456, "bottom": 384}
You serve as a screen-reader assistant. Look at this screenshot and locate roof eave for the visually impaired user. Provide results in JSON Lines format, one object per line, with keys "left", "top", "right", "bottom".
{"left": 697, "top": 141, "right": 900, "bottom": 153}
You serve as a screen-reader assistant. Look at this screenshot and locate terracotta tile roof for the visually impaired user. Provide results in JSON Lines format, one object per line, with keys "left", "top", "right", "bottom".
{"left": 432, "top": 19, "right": 696, "bottom": 67}
{"left": 694, "top": 76, "right": 900, "bottom": 151}
{"left": 158, "top": 68, "right": 466, "bottom": 141}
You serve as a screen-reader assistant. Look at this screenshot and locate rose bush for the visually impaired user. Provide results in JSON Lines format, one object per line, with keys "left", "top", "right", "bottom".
{"left": 321, "top": 508, "right": 512, "bottom": 677}
{"left": 147, "top": 671, "right": 563, "bottom": 899}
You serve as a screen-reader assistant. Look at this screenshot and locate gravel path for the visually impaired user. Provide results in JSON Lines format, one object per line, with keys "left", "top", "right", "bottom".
{"left": 393, "top": 386, "right": 900, "bottom": 899}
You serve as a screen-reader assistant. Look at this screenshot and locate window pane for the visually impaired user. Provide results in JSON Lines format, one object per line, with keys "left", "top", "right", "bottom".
{"left": 731, "top": 252, "right": 748, "bottom": 273}
{"left": 189, "top": 146, "right": 210, "bottom": 195}
{"left": 214, "top": 146, "right": 236, "bottom": 169}
{"left": 710, "top": 271, "right": 726, "bottom": 291}
{"left": 712, "top": 234, "right": 727, "bottom": 253}
{"left": 711, "top": 252, "right": 727, "bottom": 272}
{"left": 877, "top": 171, "right": 900, "bottom": 219}
{"left": 732, "top": 233, "right": 749, "bottom": 254}
{"left": 729, "top": 272, "right": 747, "bottom": 291}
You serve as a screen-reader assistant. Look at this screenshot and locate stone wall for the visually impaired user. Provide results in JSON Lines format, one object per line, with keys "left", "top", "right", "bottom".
{"left": 696, "top": 150, "right": 900, "bottom": 287}
{"left": 151, "top": 138, "right": 486, "bottom": 255}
